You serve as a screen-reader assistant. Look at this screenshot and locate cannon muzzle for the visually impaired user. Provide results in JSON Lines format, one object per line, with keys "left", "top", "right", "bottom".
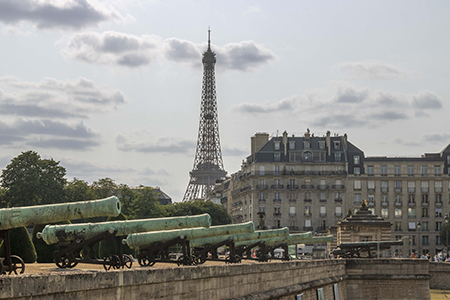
{"left": 0, "top": 196, "right": 121, "bottom": 230}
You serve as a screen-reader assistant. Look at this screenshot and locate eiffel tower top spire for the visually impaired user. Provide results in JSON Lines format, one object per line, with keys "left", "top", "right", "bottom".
{"left": 183, "top": 29, "right": 227, "bottom": 201}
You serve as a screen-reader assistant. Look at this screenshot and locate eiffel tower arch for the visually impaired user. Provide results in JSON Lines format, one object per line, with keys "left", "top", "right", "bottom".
{"left": 183, "top": 30, "right": 227, "bottom": 201}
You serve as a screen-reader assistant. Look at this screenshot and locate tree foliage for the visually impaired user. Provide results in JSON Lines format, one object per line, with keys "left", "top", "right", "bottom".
{"left": 0, "top": 151, "right": 66, "bottom": 207}
{"left": 165, "top": 200, "right": 231, "bottom": 226}
{"left": 64, "top": 178, "right": 92, "bottom": 202}
{"left": 98, "top": 213, "right": 134, "bottom": 258}
{"left": 440, "top": 222, "right": 450, "bottom": 247}
{"left": 0, "top": 227, "right": 37, "bottom": 263}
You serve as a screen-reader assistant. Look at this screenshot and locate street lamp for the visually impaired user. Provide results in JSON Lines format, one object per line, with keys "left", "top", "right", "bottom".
{"left": 445, "top": 214, "right": 449, "bottom": 256}
{"left": 417, "top": 220, "right": 422, "bottom": 257}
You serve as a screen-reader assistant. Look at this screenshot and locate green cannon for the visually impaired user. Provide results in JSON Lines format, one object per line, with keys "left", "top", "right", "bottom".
{"left": 123, "top": 221, "right": 254, "bottom": 249}
{"left": 234, "top": 232, "right": 314, "bottom": 248}
{"left": 189, "top": 227, "right": 290, "bottom": 248}
{"left": 37, "top": 213, "right": 212, "bottom": 245}
{"left": 0, "top": 196, "right": 121, "bottom": 275}
{"left": 36, "top": 213, "right": 212, "bottom": 270}
{"left": 0, "top": 196, "right": 121, "bottom": 231}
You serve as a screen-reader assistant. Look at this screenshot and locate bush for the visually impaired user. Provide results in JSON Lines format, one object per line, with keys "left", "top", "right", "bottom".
{"left": 98, "top": 213, "right": 135, "bottom": 258}
{"left": 0, "top": 226, "right": 37, "bottom": 263}
{"left": 32, "top": 221, "right": 71, "bottom": 263}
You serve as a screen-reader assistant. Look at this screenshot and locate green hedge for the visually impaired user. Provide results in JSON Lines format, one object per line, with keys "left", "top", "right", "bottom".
{"left": 0, "top": 227, "right": 37, "bottom": 263}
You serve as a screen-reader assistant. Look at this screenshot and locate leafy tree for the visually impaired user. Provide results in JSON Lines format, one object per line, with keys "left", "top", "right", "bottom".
{"left": 0, "top": 187, "right": 6, "bottom": 208}
{"left": 91, "top": 178, "right": 118, "bottom": 199}
{"left": 0, "top": 151, "right": 66, "bottom": 207}
{"left": 98, "top": 213, "right": 134, "bottom": 258}
{"left": 130, "top": 186, "right": 166, "bottom": 219}
{"left": 165, "top": 200, "right": 231, "bottom": 226}
{"left": 64, "top": 178, "right": 92, "bottom": 202}
{"left": 0, "top": 227, "right": 37, "bottom": 263}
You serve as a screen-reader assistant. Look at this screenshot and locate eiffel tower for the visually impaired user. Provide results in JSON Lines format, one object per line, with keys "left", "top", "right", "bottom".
{"left": 183, "top": 29, "right": 227, "bottom": 201}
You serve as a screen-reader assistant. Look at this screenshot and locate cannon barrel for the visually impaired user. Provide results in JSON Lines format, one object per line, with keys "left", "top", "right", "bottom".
{"left": 234, "top": 232, "right": 313, "bottom": 247}
{"left": 37, "top": 213, "right": 212, "bottom": 245}
{"left": 337, "top": 240, "right": 403, "bottom": 249}
{"left": 0, "top": 196, "right": 121, "bottom": 231}
{"left": 189, "top": 227, "right": 289, "bottom": 248}
{"left": 123, "top": 221, "right": 255, "bottom": 249}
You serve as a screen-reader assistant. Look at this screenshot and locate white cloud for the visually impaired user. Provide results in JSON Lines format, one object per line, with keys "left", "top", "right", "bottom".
{"left": 232, "top": 84, "right": 443, "bottom": 128}
{"left": 60, "top": 31, "right": 276, "bottom": 71}
{"left": 339, "top": 61, "right": 417, "bottom": 81}
{"left": 0, "top": 0, "right": 129, "bottom": 30}
{"left": 116, "top": 134, "right": 196, "bottom": 154}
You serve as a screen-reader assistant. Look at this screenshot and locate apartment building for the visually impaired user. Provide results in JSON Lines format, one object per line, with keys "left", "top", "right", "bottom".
{"left": 220, "top": 129, "right": 450, "bottom": 256}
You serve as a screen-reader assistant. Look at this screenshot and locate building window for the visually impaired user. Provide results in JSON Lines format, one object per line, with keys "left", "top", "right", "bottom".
{"left": 274, "top": 206, "right": 280, "bottom": 214}
{"left": 320, "top": 206, "right": 326, "bottom": 216}
{"left": 422, "top": 208, "right": 429, "bottom": 218}
{"left": 274, "top": 141, "right": 280, "bottom": 150}
{"left": 353, "top": 155, "right": 360, "bottom": 164}
{"left": 394, "top": 165, "right": 401, "bottom": 176}
{"left": 274, "top": 192, "right": 280, "bottom": 200}
{"left": 354, "top": 194, "right": 361, "bottom": 205}
{"left": 408, "top": 181, "right": 415, "bottom": 192}
{"left": 408, "top": 194, "right": 415, "bottom": 204}
{"left": 394, "top": 208, "right": 402, "bottom": 218}
{"left": 305, "top": 206, "right": 312, "bottom": 216}
{"left": 435, "top": 181, "right": 442, "bottom": 193}
{"left": 395, "top": 181, "right": 402, "bottom": 192}
{"left": 354, "top": 180, "right": 361, "bottom": 190}
{"left": 274, "top": 179, "right": 281, "bottom": 187}
{"left": 381, "top": 194, "right": 388, "bottom": 205}
{"left": 259, "top": 166, "right": 265, "bottom": 176}
{"left": 421, "top": 181, "right": 429, "bottom": 193}
{"left": 421, "top": 165, "right": 428, "bottom": 176}
{"left": 423, "top": 236, "right": 429, "bottom": 246}
{"left": 381, "top": 208, "right": 388, "bottom": 218}
{"left": 335, "top": 206, "right": 342, "bottom": 217}
{"left": 319, "top": 141, "right": 325, "bottom": 150}
{"left": 435, "top": 166, "right": 441, "bottom": 175}
{"left": 422, "top": 194, "right": 428, "bottom": 204}
{"left": 381, "top": 181, "right": 388, "bottom": 192}
{"left": 303, "top": 141, "right": 310, "bottom": 149}
{"left": 335, "top": 192, "right": 342, "bottom": 200}
{"left": 354, "top": 167, "right": 361, "bottom": 175}
{"left": 381, "top": 165, "right": 387, "bottom": 176}
{"left": 408, "top": 208, "right": 416, "bottom": 218}
{"left": 408, "top": 165, "right": 414, "bottom": 176}
{"left": 259, "top": 193, "right": 265, "bottom": 200}
{"left": 289, "top": 206, "right": 296, "bottom": 216}
{"left": 448, "top": 155, "right": 450, "bottom": 164}
{"left": 320, "top": 192, "right": 326, "bottom": 201}
{"left": 436, "top": 236, "right": 442, "bottom": 245}
{"left": 274, "top": 165, "right": 281, "bottom": 175}
{"left": 302, "top": 151, "right": 312, "bottom": 161}
{"left": 436, "top": 222, "right": 442, "bottom": 231}
{"left": 435, "top": 208, "right": 443, "bottom": 218}
{"left": 274, "top": 153, "right": 281, "bottom": 161}
{"left": 305, "top": 219, "right": 311, "bottom": 227}
{"left": 289, "top": 141, "right": 295, "bottom": 150}
{"left": 409, "top": 222, "right": 416, "bottom": 230}
{"left": 259, "top": 206, "right": 265, "bottom": 212}
{"left": 335, "top": 153, "right": 341, "bottom": 161}
{"left": 368, "top": 181, "right": 375, "bottom": 190}
{"left": 436, "top": 194, "right": 442, "bottom": 204}
{"left": 333, "top": 141, "right": 340, "bottom": 150}
{"left": 368, "top": 194, "right": 375, "bottom": 204}
{"left": 367, "top": 165, "right": 374, "bottom": 175}
{"left": 394, "top": 222, "right": 402, "bottom": 231}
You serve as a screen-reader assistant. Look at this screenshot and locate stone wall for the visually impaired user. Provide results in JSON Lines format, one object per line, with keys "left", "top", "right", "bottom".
{"left": 0, "top": 259, "right": 432, "bottom": 300}
{"left": 429, "top": 261, "right": 450, "bottom": 290}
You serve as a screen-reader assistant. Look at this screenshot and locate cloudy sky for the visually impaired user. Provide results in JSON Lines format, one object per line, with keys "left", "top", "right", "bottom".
{"left": 0, "top": 0, "right": 449, "bottom": 201}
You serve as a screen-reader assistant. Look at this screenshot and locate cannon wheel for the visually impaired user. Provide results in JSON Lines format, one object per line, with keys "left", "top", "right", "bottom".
{"left": 225, "top": 255, "right": 241, "bottom": 264}
{"left": 138, "top": 254, "right": 156, "bottom": 267}
{"left": 122, "top": 254, "right": 133, "bottom": 269}
{"left": 176, "top": 255, "right": 192, "bottom": 266}
{"left": 55, "top": 254, "right": 79, "bottom": 269}
{"left": 103, "top": 254, "right": 120, "bottom": 271}
{"left": 8, "top": 255, "right": 25, "bottom": 275}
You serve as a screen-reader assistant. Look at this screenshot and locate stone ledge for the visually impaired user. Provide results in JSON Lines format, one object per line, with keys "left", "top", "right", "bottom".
{"left": 230, "top": 275, "right": 346, "bottom": 300}
{"left": 347, "top": 274, "right": 431, "bottom": 280}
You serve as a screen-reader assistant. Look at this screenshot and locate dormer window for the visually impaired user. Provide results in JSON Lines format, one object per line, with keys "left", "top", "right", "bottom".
{"left": 289, "top": 141, "right": 295, "bottom": 150}
{"left": 274, "top": 141, "right": 280, "bottom": 150}
{"left": 353, "top": 155, "right": 360, "bottom": 164}
{"left": 319, "top": 141, "right": 325, "bottom": 150}
{"left": 303, "top": 141, "right": 310, "bottom": 149}
{"left": 333, "top": 141, "right": 340, "bottom": 150}
{"left": 302, "top": 151, "right": 313, "bottom": 161}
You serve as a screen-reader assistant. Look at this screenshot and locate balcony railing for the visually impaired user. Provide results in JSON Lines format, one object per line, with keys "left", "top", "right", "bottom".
{"left": 319, "top": 213, "right": 327, "bottom": 217}
{"left": 335, "top": 213, "right": 343, "bottom": 217}
{"left": 332, "top": 185, "right": 345, "bottom": 190}
{"left": 421, "top": 187, "right": 429, "bottom": 193}
{"left": 319, "top": 199, "right": 327, "bottom": 202}
{"left": 271, "top": 185, "right": 284, "bottom": 189}
{"left": 316, "top": 226, "right": 328, "bottom": 232}
{"left": 435, "top": 202, "right": 443, "bottom": 207}
{"left": 289, "top": 199, "right": 297, "bottom": 203}
{"left": 421, "top": 201, "right": 429, "bottom": 207}
{"left": 256, "top": 185, "right": 268, "bottom": 190}
{"left": 408, "top": 187, "right": 416, "bottom": 193}
{"left": 289, "top": 226, "right": 299, "bottom": 231}
{"left": 435, "top": 187, "right": 443, "bottom": 193}
{"left": 381, "top": 187, "right": 389, "bottom": 192}
{"left": 301, "top": 185, "right": 314, "bottom": 189}
{"left": 289, "top": 213, "right": 296, "bottom": 217}
{"left": 381, "top": 201, "right": 389, "bottom": 206}
{"left": 408, "top": 201, "right": 415, "bottom": 207}
{"left": 273, "top": 199, "right": 281, "bottom": 203}
{"left": 304, "top": 212, "right": 312, "bottom": 217}
{"left": 334, "top": 198, "right": 343, "bottom": 202}
{"left": 273, "top": 212, "right": 281, "bottom": 216}
{"left": 303, "top": 226, "right": 314, "bottom": 231}
{"left": 287, "top": 184, "right": 299, "bottom": 190}
{"left": 304, "top": 199, "right": 312, "bottom": 202}
{"left": 258, "top": 199, "right": 266, "bottom": 203}
{"left": 394, "top": 201, "right": 402, "bottom": 206}
{"left": 368, "top": 201, "right": 375, "bottom": 207}
{"left": 395, "top": 187, "right": 402, "bottom": 193}
{"left": 317, "top": 184, "right": 329, "bottom": 190}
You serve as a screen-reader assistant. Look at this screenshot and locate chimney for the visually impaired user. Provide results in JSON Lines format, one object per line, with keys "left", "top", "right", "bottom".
{"left": 251, "top": 132, "right": 269, "bottom": 159}
{"left": 282, "top": 131, "right": 288, "bottom": 156}
{"left": 326, "top": 131, "right": 331, "bottom": 156}
{"left": 343, "top": 133, "right": 348, "bottom": 150}
{"left": 304, "top": 128, "right": 311, "bottom": 139}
